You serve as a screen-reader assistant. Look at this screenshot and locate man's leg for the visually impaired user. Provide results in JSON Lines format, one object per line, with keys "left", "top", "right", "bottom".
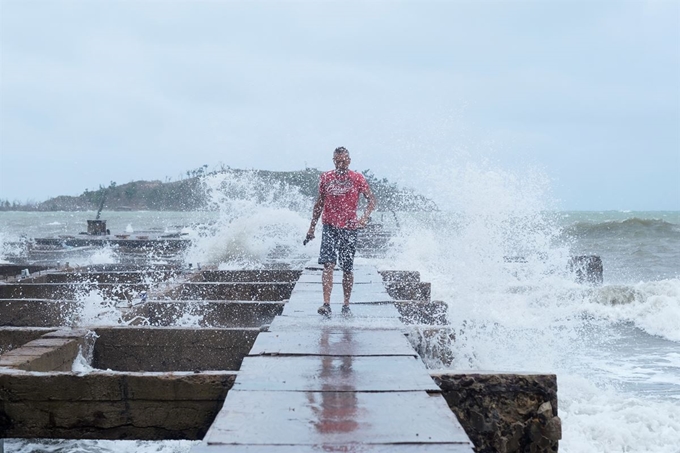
{"left": 322, "top": 263, "right": 335, "bottom": 304}
{"left": 318, "top": 225, "right": 338, "bottom": 315}
{"left": 342, "top": 271, "right": 353, "bottom": 306}
{"left": 338, "top": 228, "right": 358, "bottom": 309}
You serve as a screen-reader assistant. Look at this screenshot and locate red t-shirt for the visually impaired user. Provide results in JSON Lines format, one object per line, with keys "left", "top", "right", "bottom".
{"left": 319, "top": 170, "right": 369, "bottom": 229}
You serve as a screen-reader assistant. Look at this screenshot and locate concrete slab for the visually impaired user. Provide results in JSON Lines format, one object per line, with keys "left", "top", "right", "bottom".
{"left": 268, "top": 315, "right": 404, "bottom": 331}
{"left": 0, "top": 371, "right": 235, "bottom": 439}
{"left": 286, "top": 290, "right": 394, "bottom": 304}
{"left": 204, "top": 390, "right": 470, "bottom": 446}
{"left": 249, "top": 329, "right": 416, "bottom": 357}
{"left": 93, "top": 327, "right": 260, "bottom": 372}
{"left": 296, "top": 275, "right": 379, "bottom": 284}
{"left": 281, "top": 302, "right": 401, "bottom": 319}
{"left": 235, "top": 355, "right": 439, "bottom": 392}
{"left": 193, "top": 444, "right": 473, "bottom": 452}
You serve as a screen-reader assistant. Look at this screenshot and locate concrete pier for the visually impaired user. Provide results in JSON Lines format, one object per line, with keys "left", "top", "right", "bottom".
{"left": 0, "top": 263, "right": 561, "bottom": 451}
{"left": 195, "top": 265, "right": 475, "bottom": 452}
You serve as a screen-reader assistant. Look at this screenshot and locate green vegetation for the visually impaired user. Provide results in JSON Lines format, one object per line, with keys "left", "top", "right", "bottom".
{"left": 0, "top": 167, "right": 436, "bottom": 212}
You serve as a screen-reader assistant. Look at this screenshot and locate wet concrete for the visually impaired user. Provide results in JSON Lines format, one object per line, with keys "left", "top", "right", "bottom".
{"left": 0, "top": 283, "right": 150, "bottom": 300}
{"left": 0, "top": 298, "right": 443, "bottom": 329}
{"left": 0, "top": 262, "right": 559, "bottom": 450}
{"left": 0, "top": 299, "right": 82, "bottom": 327}
{"left": 34, "top": 237, "right": 191, "bottom": 252}
{"left": 199, "top": 265, "right": 474, "bottom": 452}
{"left": 0, "top": 371, "right": 235, "bottom": 439}
{"left": 0, "top": 329, "right": 87, "bottom": 372}
{"left": 0, "top": 282, "right": 296, "bottom": 301}
{"left": 198, "top": 270, "right": 301, "bottom": 282}
{"left": 133, "top": 301, "right": 284, "bottom": 328}
{"left": 161, "top": 282, "right": 296, "bottom": 301}
{"left": 0, "top": 327, "right": 56, "bottom": 354}
{"left": 93, "top": 327, "right": 260, "bottom": 372}
{"left": 24, "top": 270, "right": 181, "bottom": 284}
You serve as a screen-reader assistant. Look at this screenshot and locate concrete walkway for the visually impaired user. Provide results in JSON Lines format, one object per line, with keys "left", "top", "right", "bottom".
{"left": 194, "top": 264, "right": 474, "bottom": 452}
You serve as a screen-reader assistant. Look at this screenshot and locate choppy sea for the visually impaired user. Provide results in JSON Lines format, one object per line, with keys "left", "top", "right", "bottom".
{"left": 0, "top": 170, "right": 678, "bottom": 452}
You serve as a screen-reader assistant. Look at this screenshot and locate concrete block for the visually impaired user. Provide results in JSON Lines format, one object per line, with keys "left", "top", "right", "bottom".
{"left": 378, "top": 270, "right": 421, "bottom": 283}
{"left": 385, "top": 281, "right": 431, "bottom": 301}
{"left": 92, "top": 327, "right": 260, "bottom": 371}
{"left": 394, "top": 300, "right": 448, "bottom": 325}
{"left": 1, "top": 339, "right": 80, "bottom": 371}
{"left": 0, "top": 299, "right": 79, "bottom": 327}
{"left": 0, "top": 371, "right": 235, "bottom": 439}
{"left": 162, "top": 283, "right": 295, "bottom": 301}
{"left": 128, "top": 301, "right": 284, "bottom": 328}
{"left": 199, "top": 270, "right": 301, "bottom": 282}
{"left": 0, "top": 327, "right": 55, "bottom": 355}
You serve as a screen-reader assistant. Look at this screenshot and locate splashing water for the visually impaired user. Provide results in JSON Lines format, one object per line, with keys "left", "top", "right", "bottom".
{"left": 0, "top": 231, "right": 29, "bottom": 263}
{"left": 72, "top": 330, "right": 98, "bottom": 373}
{"left": 377, "top": 160, "right": 680, "bottom": 452}
{"left": 183, "top": 171, "right": 314, "bottom": 268}
{"left": 3, "top": 439, "right": 200, "bottom": 453}
{"left": 72, "top": 288, "right": 128, "bottom": 326}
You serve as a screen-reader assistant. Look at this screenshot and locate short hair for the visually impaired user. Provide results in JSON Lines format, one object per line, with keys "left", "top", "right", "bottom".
{"left": 334, "top": 146, "right": 349, "bottom": 155}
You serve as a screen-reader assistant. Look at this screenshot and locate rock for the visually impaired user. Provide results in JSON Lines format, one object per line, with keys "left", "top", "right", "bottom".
{"left": 537, "top": 401, "right": 552, "bottom": 421}
{"left": 544, "top": 416, "right": 562, "bottom": 441}
{"left": 470, "top": 410, "right": 494, "bottom": 433}
{"left": 528, "top": 419, "right": 543, "bottom": 442}
{"left": 507, "top": 421, "right": 524, "bottom": 451}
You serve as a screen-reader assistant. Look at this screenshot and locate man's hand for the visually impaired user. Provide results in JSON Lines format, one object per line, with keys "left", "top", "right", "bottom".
{"left": 303, "top": 226, "right": 316, "bottom": 245}
{"left": 357, "top": 216, "right": 370, "bottom": 228}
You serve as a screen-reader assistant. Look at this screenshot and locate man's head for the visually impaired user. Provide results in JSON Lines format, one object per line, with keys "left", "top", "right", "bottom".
{"left": 333, "top": 147, "right": 351, "bottom": 172}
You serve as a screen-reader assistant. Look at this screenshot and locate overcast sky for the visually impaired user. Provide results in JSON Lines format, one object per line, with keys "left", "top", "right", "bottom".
{"left": 1, "top": 0, "right": 678, "bottom": 210}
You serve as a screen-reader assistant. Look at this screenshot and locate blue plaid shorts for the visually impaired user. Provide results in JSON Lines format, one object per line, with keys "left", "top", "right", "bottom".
{"left": 318, "top": 224, "right": 359, "bottom": 272}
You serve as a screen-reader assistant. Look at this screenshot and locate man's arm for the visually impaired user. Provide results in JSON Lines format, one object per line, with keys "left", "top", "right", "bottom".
{"left": 358, "top": 185, "right": 377, "bottom": 227}
{"left": 306, "top": 192, "right": 325, "bottom": 241}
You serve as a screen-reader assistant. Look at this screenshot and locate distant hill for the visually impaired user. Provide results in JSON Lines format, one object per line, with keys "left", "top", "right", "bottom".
{"left": 0, "top": 168, "right": 437, "bottom": 212}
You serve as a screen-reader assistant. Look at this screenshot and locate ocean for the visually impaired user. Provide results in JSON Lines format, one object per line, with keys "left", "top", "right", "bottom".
{"left": 0, "top": 171, "right": 678, "bottom": 452}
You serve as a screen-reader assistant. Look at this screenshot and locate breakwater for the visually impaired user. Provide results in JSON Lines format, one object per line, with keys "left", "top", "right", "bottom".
{"left": 0, "top": 262, "right": 563, "bottom": 452}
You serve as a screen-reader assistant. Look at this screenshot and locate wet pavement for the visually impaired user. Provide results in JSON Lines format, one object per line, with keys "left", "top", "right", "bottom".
{"left": 195, "top": 264, "right": 473, "bottom": 452}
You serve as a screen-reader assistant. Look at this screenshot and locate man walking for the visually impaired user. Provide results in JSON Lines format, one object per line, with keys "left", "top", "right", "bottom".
{"left": 306, "top": 147, "right": 376, "bottom": 317}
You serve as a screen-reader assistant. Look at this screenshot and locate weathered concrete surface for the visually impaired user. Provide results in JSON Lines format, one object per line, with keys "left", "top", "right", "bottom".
{"left": 0, "top": 299, "right": 80, "bottom": 327}
{"left": 0, "top": 299, "right": 284, "bottom": 328}
{"left": 0, "top": 371, "right": 235, "bottom": 439}
{"left": 34, "top": 237, "right": 191, "bottom": 252}
{"left": 22, "top": 269, "right": 300, "bottom": 284}
{"left": 0, "top": 338, "right": 79, "bottom": 372}
{"left": 0, "top": 329, "right": 90, "bottom": 372}
{"left": 0, "top": 284, "right": 149, "bottom": 301}
{"left": 161, "top": 282, "right": 295, "bottom": 301}
{"left": 0, "top": 327, "right": 55, "bottom": 355}
{"left": 199, "top": 270, "right": 301, "bottom": 283}
{"left": 384, "top": 281, "right": 431, "bottom": 301}
{"left": 25, "top": 270, "right": 180, "bottom": 284}
{"left": 129, "top": 301, "right": 284, "bottom": 328}
{"left": 394, "top": 300, "right": 448, "bottom": 325}
{"left": 93, "top": 327, "right": 260, "bottom": 372}
{"left": 192, "top": 445, "right": 472, "bottom": 452}
{"left": 206, "top": 390, "right": 471, "bottom": 447}
{"left": 432, "top": 372, "right": 561, "bottom": 453}
{"left": 378, "top": 270, "right": 431, "bottom": 301}
{"left": 200, "top": 265, "right": 474, "bottom": 453}
{"left": 0, "top": 282, "right": 295, "bottom": 302}
{"left": 76, "top": 264, "right": 179, "bottom": 273}
{"left": 378, "top": 270, "right": 421, "bottom": 283}
{"left": 0, "top": 263, "right": 561, "bottom": 451}
{"left": 0, "top": 265, "right": 51, "bottom": 279}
